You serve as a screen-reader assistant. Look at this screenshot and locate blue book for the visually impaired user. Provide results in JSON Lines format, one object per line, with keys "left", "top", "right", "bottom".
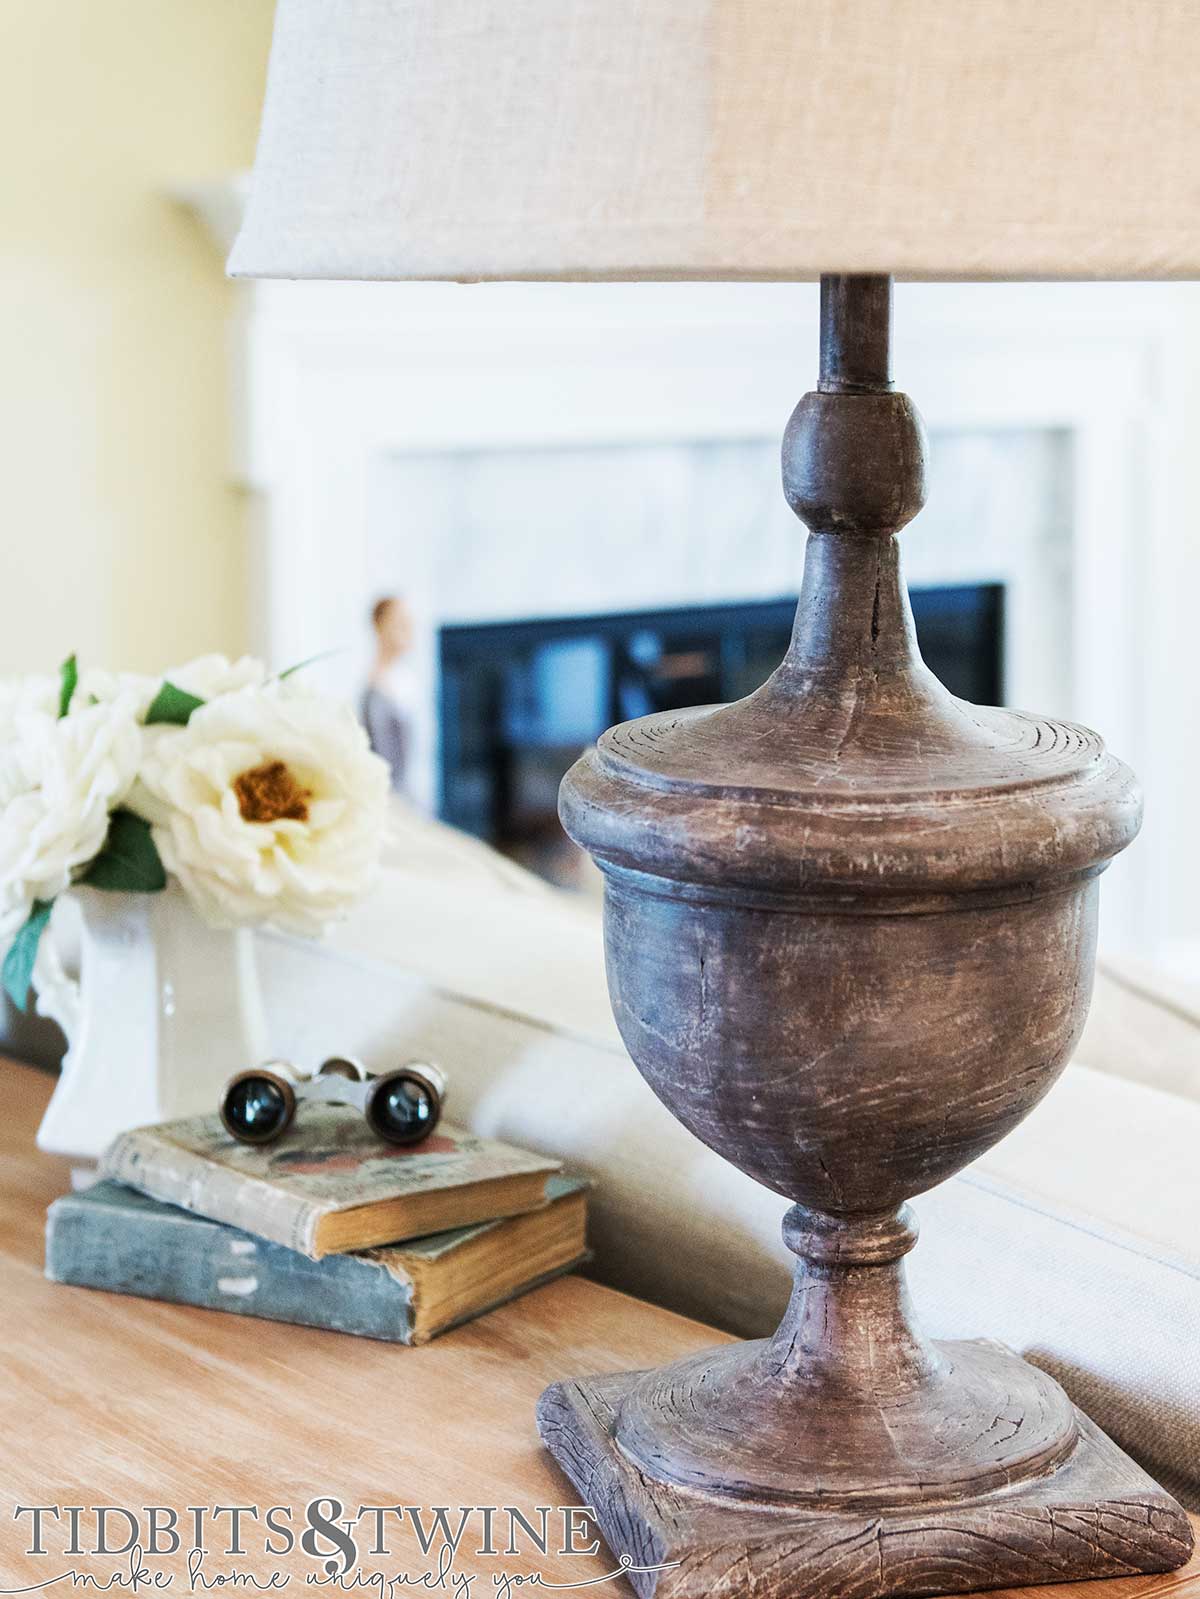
{"left": 46, "top": 1177, "right": 588, "bottom": 1344}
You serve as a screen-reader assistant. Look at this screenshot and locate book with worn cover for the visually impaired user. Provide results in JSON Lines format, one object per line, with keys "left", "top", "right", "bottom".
{"left": 46, "top": 1177, "right": 589, "bottom": 1344}
{"left": 100, "top": 1107, "right": 561, "bottom": 1258}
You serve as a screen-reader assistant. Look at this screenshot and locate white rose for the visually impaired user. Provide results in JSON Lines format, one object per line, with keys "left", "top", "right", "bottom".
{"left": 165, "top": 654, "right": 268, "bottom": 701}
{"left": 0, "top": 681, "right": 142, "bottom": 939}
{"left": 131, "top": 683, "right": 389, "bottom": 935}
{"left": 0, "top": 677, "right": 56, "bottom": 940}
{"left": 0, "top": 675, "right": 57, "bottom": 806}
{"left": 76, "top": 654, "right": 267, "bottom": 722}
{"left": 73, "top": 666, "right": 158, "bottom": 717}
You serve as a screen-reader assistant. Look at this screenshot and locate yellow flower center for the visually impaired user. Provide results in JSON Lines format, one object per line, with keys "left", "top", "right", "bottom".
{"left": 233, "top": 759, "right": 310, "bottom": 824}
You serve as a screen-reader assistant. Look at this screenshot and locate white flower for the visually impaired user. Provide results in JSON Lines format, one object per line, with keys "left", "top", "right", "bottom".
{"left": 73, "top": 666, "right": 158, "bottom": 717}
{"left": 0, "top": 680, "right": 142, "bottom": 940}
{"left": 76, "top": 654, "right": 267, "bottom": 722}
{"left": 0, "top": 675, "right": 57, "bottom": 807}
{"left": 0, "top": 677, "right": 55, "bottom": 941}
{"left": 165, "top": 654, "right": 268, "bottom": 701}
{"left": 130, "top": 683, "right": 389, "bottom": 935}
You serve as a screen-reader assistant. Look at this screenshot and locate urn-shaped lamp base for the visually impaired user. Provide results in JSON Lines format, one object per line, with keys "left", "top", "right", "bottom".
{"left": 538, "top": 277, "right": 1192, "bottom": 1597}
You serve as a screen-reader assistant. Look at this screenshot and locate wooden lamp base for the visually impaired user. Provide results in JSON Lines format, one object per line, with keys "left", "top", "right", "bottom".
{"left": 542, "top": 276, "right": 1193, "bottom": 1597}
{"left": 538, "top": 1350, "right": 1191, "bottom": 1599}
{"left": 539, "top": 1202, "right": 1192, "bottom": 1597}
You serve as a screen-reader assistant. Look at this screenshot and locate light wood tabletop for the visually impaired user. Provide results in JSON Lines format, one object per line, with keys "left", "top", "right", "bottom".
{"left": 0, "top": 1055, "right": 1195, "bottom": 1599}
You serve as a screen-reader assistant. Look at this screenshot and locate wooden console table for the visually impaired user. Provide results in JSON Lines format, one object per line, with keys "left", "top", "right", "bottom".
{"left": 0, "top": 1055, "right": 1195, "bottom": 1598}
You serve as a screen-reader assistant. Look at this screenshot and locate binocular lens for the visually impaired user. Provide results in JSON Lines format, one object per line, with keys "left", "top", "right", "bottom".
{"left": 367, "top": 1074, "right": 438, "bottom": 1145}
{"left": 223, "top": 1074, "right": 292, "bottom": 1143}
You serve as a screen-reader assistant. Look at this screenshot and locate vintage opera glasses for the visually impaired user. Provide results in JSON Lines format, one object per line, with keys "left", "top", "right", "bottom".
{"left": 220, "top": 1056, "right": 447, "bottom": 1148}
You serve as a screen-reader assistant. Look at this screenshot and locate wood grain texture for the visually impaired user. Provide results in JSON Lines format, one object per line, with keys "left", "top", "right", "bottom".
{"left": 0, "top": 1059, "right": 1196, "bottom": 1599}
{"left": 549, "top": 275, "right": 1189, "bottom": 1587}
{"left": 0, "top": 1058, "right": 716, "bottom": 1589}
{"left": 539, "top": 1370, "right": 1194, "bottom": 1599}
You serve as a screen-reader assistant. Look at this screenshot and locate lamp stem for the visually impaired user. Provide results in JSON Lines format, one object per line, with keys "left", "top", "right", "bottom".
{"left": 818, "top": 274, "right": 893, "bottom": 393}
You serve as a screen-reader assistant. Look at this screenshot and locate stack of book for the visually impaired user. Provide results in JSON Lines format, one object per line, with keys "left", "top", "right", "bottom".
{"left": 45, "top": 1105, "right": 588, "bottom": 1345}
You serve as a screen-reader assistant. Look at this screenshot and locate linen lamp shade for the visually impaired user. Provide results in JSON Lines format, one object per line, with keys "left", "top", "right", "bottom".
{"left": 229, "top": 0, "right": 1200, "bottom": 284}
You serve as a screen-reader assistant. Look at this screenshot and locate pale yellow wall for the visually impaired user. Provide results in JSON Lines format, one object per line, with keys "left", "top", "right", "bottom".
{"left": 0, "top": 1, "right": 275, "bottom": 675}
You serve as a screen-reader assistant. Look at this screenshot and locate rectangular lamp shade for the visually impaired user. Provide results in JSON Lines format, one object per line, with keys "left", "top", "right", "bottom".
{"left": 229, "top": 0, "right": 1200, "bottom": 284}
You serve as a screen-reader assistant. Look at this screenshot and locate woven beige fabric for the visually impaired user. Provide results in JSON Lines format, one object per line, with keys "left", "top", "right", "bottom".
{"left": 231, "top": 0, "right": 1200, "bottom": 283}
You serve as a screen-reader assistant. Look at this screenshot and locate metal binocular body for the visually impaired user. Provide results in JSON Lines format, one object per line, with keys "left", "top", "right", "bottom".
{"left": 220, "top": 1057, "right": 448, "bottom": 1148}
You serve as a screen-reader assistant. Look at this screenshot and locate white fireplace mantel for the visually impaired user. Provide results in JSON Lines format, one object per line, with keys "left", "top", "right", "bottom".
{"left": 182, "top": 182, "right": 1200, "bottom": 976}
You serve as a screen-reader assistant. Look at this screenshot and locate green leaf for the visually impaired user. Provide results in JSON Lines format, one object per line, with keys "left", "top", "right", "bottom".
{"left": 58, "top": 654, "right": 78, "bottom": 719}
{"left": 79, "top": 810, "right": 167, "bottom": 893}
{"left": 3, "top": 901, "right": 54, "bottom": 1011}
{"left": 145, "top": 680, "right": 205, "bottom": 726}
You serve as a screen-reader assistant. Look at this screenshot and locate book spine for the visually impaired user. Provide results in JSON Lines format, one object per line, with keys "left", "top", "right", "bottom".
{"left": 101, "top": 1129, "right": 323, "bottom": 1258}
{"left": 45, "top": 1193, "right": 417, "bottom": 1343}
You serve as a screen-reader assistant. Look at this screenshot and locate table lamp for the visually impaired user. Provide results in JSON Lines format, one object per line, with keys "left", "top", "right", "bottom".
{"left": 229, "top": 4, "right": 1198, "bottom": 1595}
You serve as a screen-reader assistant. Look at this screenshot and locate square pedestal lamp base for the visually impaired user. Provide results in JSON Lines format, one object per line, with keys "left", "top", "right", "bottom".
{"left": 538, "top": 1341, "right": 1192, "bottom": 1599}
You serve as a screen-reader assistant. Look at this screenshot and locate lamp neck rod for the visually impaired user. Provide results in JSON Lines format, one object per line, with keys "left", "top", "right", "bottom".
{"left": 818, "top": 274, "right": 893, "bottom": 394}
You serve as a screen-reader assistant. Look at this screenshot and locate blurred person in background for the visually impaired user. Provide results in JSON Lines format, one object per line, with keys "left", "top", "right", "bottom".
{"left": 362, "top": 595, "right": 416, "bottom": 793}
